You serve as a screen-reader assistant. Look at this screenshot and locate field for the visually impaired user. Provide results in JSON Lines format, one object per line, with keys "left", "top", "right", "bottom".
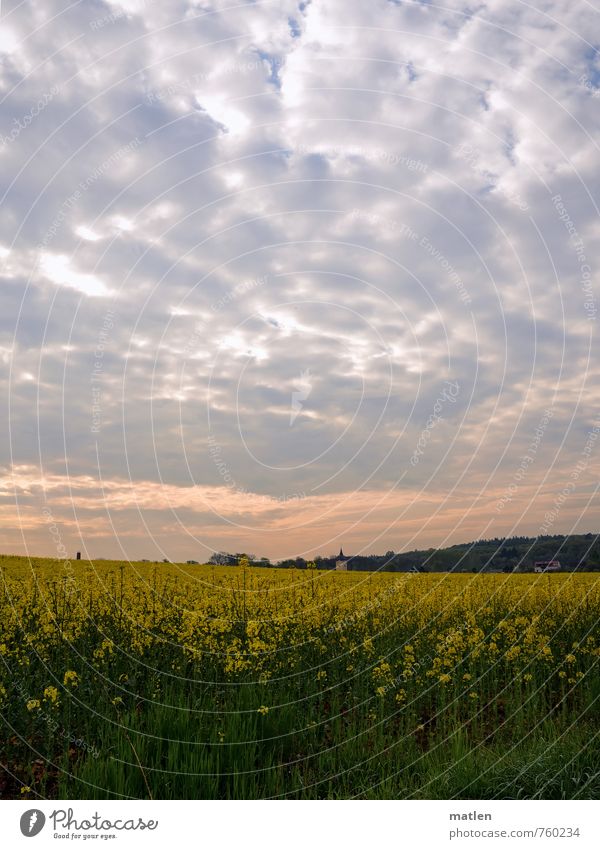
{"left": 1, "top": 555, "right": 599, "bottom": 799}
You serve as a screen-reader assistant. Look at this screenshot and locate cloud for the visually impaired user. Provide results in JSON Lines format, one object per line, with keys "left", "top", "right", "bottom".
{"left": 1, "top": 0, "right": 599, "bottom": 559}
{"left": 39, "top": 253, "right": 110, "bottom": 296}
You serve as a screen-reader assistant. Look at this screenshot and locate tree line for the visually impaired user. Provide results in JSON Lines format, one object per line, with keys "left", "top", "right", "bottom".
{"left": 208, "top": 533, "right": 600, "bottom": 572}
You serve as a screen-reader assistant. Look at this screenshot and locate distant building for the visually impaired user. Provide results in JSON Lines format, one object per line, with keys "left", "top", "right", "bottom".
{"left": 336, "top": 547, "right": 349, "bottom": 571}
{"left": 534, "top": 560, "right": 561, "bottom": 573}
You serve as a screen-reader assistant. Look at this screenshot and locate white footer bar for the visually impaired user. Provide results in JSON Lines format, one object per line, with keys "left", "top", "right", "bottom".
{"left": 0, "top": 800, "right": 597, "bottom": 849}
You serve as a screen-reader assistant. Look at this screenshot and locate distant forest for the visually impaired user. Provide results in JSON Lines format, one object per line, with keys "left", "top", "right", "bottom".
{"left": 211, "top": 533, "right": 600, "bottom": 572}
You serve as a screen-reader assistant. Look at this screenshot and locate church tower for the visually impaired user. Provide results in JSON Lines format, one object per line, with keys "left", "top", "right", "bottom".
{"left": 336, "top": 547, "right": 348, "bottom": 571}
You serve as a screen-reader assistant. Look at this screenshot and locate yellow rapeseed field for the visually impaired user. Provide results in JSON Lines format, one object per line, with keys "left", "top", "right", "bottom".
{"left": 1, "top": 556, "right": 598, "bottom": 798}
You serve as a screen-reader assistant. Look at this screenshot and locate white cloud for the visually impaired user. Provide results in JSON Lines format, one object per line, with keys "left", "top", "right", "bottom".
{"left": 75, "top": 225, "right": 102, "bottom": 242}
{"left": 39, "top": 253, "right": 109, "bottom": 297}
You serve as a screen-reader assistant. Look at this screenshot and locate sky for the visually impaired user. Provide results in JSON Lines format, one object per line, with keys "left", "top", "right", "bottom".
{"left": 1, "top": 0, "right": 599, "bottom": 562}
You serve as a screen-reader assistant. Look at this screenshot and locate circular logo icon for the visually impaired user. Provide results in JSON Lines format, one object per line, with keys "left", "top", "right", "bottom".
{"left": 20, "top": 810, "right": 46, "bottom": 837}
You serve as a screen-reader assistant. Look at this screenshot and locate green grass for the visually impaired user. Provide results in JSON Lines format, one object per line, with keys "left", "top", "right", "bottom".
{"left": 2, "top": 664, "right": 598, "bottom": 799}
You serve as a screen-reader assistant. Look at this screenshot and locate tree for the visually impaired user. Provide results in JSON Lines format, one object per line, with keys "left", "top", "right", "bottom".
{"left": 209, "top": 551, "right": 235, "bottom": 565}
{"left": 235, "top": 552, "right": 256, "bottom": 564}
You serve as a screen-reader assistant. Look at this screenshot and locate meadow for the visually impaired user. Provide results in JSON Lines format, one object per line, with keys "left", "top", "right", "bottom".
{"left": 0, "top": 555, "right": 598, "bottom": 799}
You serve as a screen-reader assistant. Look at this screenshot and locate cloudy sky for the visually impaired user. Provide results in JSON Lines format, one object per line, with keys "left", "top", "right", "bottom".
{"left": 1, "top": 0, "right": 599, "bottom": 562}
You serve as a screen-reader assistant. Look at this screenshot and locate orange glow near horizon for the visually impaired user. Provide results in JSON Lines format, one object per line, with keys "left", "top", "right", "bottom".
{"left": 1, "top": 464, "right": 598, "bottom": 562}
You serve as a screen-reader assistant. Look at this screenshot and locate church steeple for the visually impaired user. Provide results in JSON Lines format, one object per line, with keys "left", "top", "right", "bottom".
{"left": 336, "top": 546, "right": 348, "bottom": 571}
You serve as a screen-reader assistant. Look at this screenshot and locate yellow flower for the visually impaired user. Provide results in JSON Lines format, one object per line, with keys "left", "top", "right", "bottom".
{"left": 462, "top": 673, "right": 472, "bottom": 681}
{"left": 63, "top": 670, "right": 79, "bottom": 688}
{"left": 257, "top": 705, "right": 269, "bottom": 715}
{"left": 316, "top": 670, "right": 327, "bottom": 681}
{"left": 20, "top": 785, "right": 32, "bottom": 794}
{"left": 43, "top": 686, "right": 59, "bottom": 705}
{"left": 26, "top": 699, "right": 41, "bottom": 711}
{"left": 438, "top": 673, "right": 451, "bottom": 684}
{"left": 469, "top": 691, "right": 478, "bottom": 699}
{"left": 565, "top": 654, "right": 576, "bottom": 664}
{"left": 372, "top": 661, "right": 391, "bottom": 679}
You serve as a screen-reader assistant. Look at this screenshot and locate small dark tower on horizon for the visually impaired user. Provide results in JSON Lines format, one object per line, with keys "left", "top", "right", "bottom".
{"left": 338, "top": 547, "right": 344, "bottom": 558}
